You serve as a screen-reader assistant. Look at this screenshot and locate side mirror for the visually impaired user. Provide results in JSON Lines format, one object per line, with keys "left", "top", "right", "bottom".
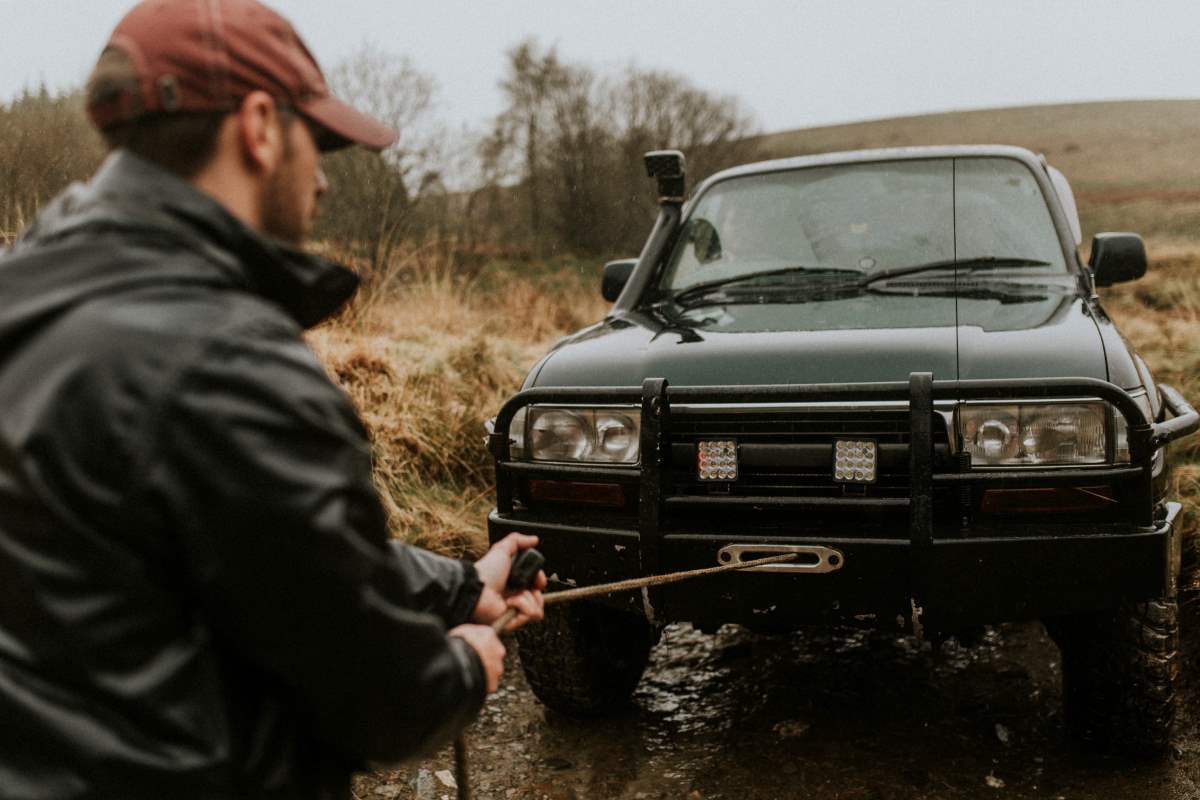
{"left": 602, "top": 259, "right": 638, "bottom": 302}
{"left": 1090, "top": 233, "right": 1147, "bottom": 287}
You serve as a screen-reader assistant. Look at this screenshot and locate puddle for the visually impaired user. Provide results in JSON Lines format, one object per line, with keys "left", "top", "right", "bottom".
{"left": 358, "top": 607, "right": 1200, "bottom": 799}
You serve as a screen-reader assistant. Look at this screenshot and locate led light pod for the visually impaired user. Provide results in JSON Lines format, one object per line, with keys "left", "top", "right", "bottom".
{"left": 833, "top": 439, "right": 877, "bottom": 483}
{"left": 697, "top": 440, "right": 738, "bottom": 481}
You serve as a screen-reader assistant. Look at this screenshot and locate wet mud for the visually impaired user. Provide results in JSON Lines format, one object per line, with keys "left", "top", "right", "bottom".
{"left": 356, "top": 602, "right": 1200, "bottom": 800}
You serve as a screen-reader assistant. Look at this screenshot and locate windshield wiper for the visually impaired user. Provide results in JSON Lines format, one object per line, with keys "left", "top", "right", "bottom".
{"left": 859, "top": 256, "right": 1053, "bottom": 287}
{"left": 671, "top": 266, "right": 862, "bottom": 306}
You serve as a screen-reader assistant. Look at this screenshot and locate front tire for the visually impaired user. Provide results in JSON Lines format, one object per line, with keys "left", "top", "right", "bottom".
{"left": 1048, "top": 597, "right": 1179, "bottom": 756}
{"left": 515, "top": 601, "right": 653, "bottom": 716}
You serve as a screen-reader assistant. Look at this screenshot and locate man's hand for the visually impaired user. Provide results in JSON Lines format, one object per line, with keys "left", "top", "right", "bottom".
{"left": 472, "top": 532, "right": 547, "bottom": 632}
{"left": 449, "top": 625, "right": 505, "bottom": 694}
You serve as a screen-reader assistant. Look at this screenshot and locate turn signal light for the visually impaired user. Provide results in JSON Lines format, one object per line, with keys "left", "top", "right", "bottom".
{"left": 980, "top": 486, "right": 1116, "bottom": 515}
{"left": 527, "top": 480, "right": 625, "bottom": 507}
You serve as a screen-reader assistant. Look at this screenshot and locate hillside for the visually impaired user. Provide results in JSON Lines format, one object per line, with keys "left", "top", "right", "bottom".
{"left": 754, "top": 100, "right": 1200, "bottom": 241}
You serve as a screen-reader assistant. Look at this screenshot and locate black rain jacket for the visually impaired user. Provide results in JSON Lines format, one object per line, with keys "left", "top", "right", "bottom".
{"left": 0, "top": 152, "right": 487, "bottom": 799}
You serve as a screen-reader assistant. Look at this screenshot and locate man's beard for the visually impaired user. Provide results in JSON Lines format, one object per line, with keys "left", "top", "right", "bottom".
{"left": 260, "top": 157, "right": 307, "bottom": 246}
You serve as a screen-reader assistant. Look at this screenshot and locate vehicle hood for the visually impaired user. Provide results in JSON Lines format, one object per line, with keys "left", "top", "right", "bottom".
{"left": 954, "top": 280, "right": 1108, "bottom": 382}
{"left": 530, "top": 281, "right": 1109, "bottom": 388}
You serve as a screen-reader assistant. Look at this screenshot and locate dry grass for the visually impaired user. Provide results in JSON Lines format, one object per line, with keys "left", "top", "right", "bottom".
{"left": 308, "top": 249, "right": 608, "bottom": 557}
{"left": 1101, "top": 238, "right": 1200, "bottom": 567}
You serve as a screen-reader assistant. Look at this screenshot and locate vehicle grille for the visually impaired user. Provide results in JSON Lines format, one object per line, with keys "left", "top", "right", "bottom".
{"left": 668, "top": 408, "right": 953, "bottom": 497}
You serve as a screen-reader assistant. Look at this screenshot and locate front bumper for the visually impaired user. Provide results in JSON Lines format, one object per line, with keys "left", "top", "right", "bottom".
{"left": 488, "top": 502, "right": 1181, "bottom": 637}
{"left": 487, "top": 375, "right": 1197, "bottom": 638}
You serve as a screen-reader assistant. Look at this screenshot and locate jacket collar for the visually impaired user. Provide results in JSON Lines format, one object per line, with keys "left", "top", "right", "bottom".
{"left": 55, "top": 151, "right": 360, "bottom": 329}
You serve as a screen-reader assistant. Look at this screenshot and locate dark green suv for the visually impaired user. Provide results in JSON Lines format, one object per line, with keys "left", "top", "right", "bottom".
{"left": 486, "top": 145, "right": 1197, "bottom": 753}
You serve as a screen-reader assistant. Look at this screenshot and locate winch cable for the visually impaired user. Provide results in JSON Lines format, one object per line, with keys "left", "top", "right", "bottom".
{"left": 454, "top": 551, "right": 798, "bottom": 800}
{"left": 541, "top": 552, "right": 799, "bottom": 605}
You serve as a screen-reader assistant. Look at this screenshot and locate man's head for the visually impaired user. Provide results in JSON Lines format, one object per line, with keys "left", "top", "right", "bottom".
{"left": 84, "top": 0, "right": 396, "bottom": 245}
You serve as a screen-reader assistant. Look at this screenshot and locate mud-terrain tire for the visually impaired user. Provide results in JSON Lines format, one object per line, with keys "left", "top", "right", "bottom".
{"left": 516, "top": 601, "right": 653, "bottom": 716}
{"left": 1047, "top": 598, "right": 1178, "bottom": 756}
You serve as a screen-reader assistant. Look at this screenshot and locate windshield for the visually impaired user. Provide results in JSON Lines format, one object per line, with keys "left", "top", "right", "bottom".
{"left": 659, "top": 157, "right": 1069, "bottom": 293}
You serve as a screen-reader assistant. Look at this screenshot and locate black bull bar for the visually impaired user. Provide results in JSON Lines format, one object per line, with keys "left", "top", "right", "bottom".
{"left": 487, "top": 375, "right": 1198, "bottom": 636}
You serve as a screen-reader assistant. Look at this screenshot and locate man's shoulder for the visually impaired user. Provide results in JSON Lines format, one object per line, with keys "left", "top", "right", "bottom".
{"left": 74, "top": 276, "right": 341, "bottom": 412}
{"left": 3, "top": 211, "right": 305, "bottom": 347}
{"left": 5, "top": 240, "right": 336, "bottom": 422}
{"left": 78, "top": 273, "right": 303, "bottom": 345}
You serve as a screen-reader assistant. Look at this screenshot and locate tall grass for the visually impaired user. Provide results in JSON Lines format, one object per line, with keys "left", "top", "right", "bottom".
{"left": 308, "top": 248, "right": 608, "bottom": 556}
{"left": 1101, "top": 239, "right": 1200, "bottom": 588}
{"left": 0, "top": 89, "right": 102, "bottom": 239}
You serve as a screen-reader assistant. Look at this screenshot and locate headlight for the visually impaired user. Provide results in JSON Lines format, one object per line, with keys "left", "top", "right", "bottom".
{"left": 959, "top": 402, "right": 1108, "bottom": 466}
{"left": 1113, "top": 393, "right": 1153, "bottom": 464}
{"left": 526, "top": 406, "right": 640, "bottom": 464}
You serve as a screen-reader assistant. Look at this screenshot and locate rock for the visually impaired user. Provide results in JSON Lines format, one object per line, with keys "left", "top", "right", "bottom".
{"left": 985, "top": 772, "right": 1006, "bottom": 789}
{"left": 995, "top": 723, "right": 1011, "bottom": 745}
{"left": 372, "top": 781, "right": 403, "bottom": 798}
{"left": 434, "top": 770, "right": 457, "bottom": 789}
{"left": 411, "top": 770, "right": 436, "bottom": 800}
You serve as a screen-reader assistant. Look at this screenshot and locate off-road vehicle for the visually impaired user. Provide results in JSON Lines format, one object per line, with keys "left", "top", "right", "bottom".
{"left": 485, "top": 145, "right": 1198, "bottom": 753}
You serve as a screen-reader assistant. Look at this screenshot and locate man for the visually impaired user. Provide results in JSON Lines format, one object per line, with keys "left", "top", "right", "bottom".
{"left": 0, "top": 1, "right": 544, "bottom": 797}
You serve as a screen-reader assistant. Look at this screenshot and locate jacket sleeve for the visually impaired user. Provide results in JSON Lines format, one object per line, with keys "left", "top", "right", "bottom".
{"left": 384, "top": 542, "right": 484, "bottom": 628}
{"left": 135, "top": 327, "right": 486, "bottom": 762}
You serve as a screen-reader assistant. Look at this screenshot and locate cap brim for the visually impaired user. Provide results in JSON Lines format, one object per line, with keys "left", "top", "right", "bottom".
{"left": 299, "top": 94, "right": 398, "bottom": 153}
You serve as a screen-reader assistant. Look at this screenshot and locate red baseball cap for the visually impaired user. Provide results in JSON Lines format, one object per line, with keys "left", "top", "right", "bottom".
{"left": 87, "top": 0, "right": 397, "bottom": 152}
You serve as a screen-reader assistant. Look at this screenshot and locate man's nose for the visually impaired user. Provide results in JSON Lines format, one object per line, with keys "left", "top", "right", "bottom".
{"left": 315, "top": 164, "right": 329, "bottom": 198}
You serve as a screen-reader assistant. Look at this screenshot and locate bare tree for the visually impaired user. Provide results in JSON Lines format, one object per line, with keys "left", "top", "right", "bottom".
{"left": 608, "top": 68, "right": 761, "bottom": 249}
{"left": 315, "top": 44, "right": 443, "bottom": 271}
{"left": 488, "top": 40, "right": 573, "bottom": 256}
{"left": 482, "top": 45, "right": 761, "bottom": 257}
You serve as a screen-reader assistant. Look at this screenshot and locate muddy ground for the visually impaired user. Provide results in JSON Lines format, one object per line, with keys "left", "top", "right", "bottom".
{"left": 355, "top": 603, "right": 1200, "bottom": 800}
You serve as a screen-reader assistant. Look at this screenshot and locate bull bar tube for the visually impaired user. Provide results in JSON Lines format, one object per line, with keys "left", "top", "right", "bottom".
{"left": 487, "top": 375, "right": 1198, "bottom": 637}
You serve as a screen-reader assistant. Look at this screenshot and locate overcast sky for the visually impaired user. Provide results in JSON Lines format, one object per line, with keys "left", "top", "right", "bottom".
{"left": 2, "top": 0, "right": 1198, "bottom": 136}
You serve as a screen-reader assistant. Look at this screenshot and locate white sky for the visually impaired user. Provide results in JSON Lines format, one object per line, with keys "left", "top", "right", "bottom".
{"left": 2, "top": 0, "right": 1198, "bottom": 135}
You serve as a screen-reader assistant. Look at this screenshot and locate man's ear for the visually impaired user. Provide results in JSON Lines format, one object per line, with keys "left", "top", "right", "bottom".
{"left": 236, "top": 91, "right": 285, "bottom": 175}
